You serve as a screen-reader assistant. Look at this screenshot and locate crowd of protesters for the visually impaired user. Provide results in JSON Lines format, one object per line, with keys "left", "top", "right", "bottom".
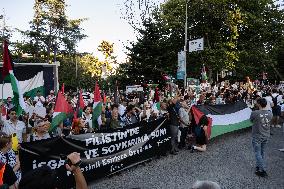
{"left": 0, "top": 77, "right": 283, "bottom": 188}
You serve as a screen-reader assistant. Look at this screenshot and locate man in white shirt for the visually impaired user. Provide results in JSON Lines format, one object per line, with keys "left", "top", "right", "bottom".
{"left": 46, "top": 90, "right": 56, "bottom": 105}
{"left": 178, "top": 101, "right": 191, "bottom": 149}
{"left": 0, "top": 107, "right": 26, "bottom": 143}
{"left": 263, "top": 93, "right": 273, "bottom": 112}
{"left": 33, "top": 90, "right": 46, "bottom": 107}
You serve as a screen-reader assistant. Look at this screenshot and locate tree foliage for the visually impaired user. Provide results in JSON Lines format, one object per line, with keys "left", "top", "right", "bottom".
{"left": 17, "top": 0, "right": 87, "bottom": 62}
{"left": 121, "top": 0, "right": 284, "bottom": 82}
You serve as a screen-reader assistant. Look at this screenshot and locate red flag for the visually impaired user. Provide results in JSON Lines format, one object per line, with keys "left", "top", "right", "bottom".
{"left": 1, "top": 106, "right": 6, "bottom": 117}
{"left": 2, "top": 40, "right": 13, "bottom": 80}
{"left": 61, "top": 83, "right": 65, "bottom": 94}
{"left": 78, "top": 89, "right": 84, "bottom": 109}
{"left": 94, "top": 82, "right": 101, "bottom": 102}
{"left": 74, "top": 89, "right": 85, "bottom": 119}
{"left": 191, "top": 105, "right": 212, "bottom": 139}
{"left": 54, "top": 91, "right": 73, "bottom": 114}
{"left": 50, "top": 91, "right": 73, "bottom": 132}
{"left": 153, "top": 87, "right": 159, "bottom": 103}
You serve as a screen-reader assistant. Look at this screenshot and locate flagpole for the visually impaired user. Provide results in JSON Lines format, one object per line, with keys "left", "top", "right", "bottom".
{"left": 184, "top": 0, "right": 188, "bottom": 89}
{"left": 1, "top": 9, "right": 6, "bottom": 103}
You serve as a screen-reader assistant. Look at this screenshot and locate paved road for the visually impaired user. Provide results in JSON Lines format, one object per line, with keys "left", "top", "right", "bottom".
{"left": 91, "top": 127, "right": 284, "bottom": 189}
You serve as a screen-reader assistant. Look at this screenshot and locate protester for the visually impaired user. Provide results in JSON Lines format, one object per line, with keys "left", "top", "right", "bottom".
{"left": 72, "top": 118, "right": 86, "bottom": 135}
{"left": 271, "top": 88, "right": 282, "bottom": 128}
{"left": 81, "top": 106, "right": 92, "bottom": 128}
{"left": 18, "top": 152, "right": 87, "bottom": 189}
{"left": 0, "top": 107, "right": 26, "bottom": 144}
{"left": 45, "top": 106, "right": 54, "bottom": 123}
{"left": 159, "top": 100, "right": 168, "bottom": 116}
{"left": 140, "top": 102, "right": 151, "bottom": 121}
{"left": 46, "top": 90, "right": 56, "bottom": 105}
{"left": 104, "top": 109, "right": 121, "bottom": 130}
{"left": 178, "top": 100, "right": 191, "bottom": 149}
{"left": 30, "top": 120, "right": 50, "bottom": 141}
{"left": 190, "top": 115, "right": 209, "bottom": 153}
{"left": 33, "top": 90, "right": 46, "bottom": 108}
{"left": 121, "top": 104, "right": 141, "bottom": 126}
{"left": 250, "top": 98, "right": 273, "bottom": 177}
{"left": 0, "top": 132, "right": 21, "bottom": 184}
{"left": 263, "top": 92, "right": 273, "bottom": 111}
{"left": 167, "top": 96, "right": 180, "bottom": 155}
{"left": 5, "top": 97, "right": 14, "bottom": 111}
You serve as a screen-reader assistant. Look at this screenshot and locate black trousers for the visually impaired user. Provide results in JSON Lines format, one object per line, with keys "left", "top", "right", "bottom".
{"left": 179, "top": 127, "right": 189, "bottom": 147}
{"left": 170, "top": 125, "right": 179, "bottom": 152}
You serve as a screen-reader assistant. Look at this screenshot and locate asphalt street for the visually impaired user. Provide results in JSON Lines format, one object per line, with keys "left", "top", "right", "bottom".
{"left": 91, "top": 126, "right": 284, "bottom": 189}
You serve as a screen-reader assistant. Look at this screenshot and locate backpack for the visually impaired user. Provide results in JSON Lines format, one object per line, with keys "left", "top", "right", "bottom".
{"left": 272, "top": 95, "right": 279, "bottom": 107}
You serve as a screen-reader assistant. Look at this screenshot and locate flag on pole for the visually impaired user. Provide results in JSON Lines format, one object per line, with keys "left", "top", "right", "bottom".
{"left": 61, "top": 83, "right": 65, "bottom": 94}
{"left": 201, "top": 64, "right": 208, "bottom": 81}
{"left": 162, "top": 74, "right": 170, "bottom": 81}
{"left": 92, "top": 82, "right": 102, "bottom": 129}
{"left": 2, "top": 40, "right": 26, "bottom": 115}
{"left": 114, "top": 80, "right": 119, "bottom": 104}
{"left": 152, "top": 87, "right": 160, "bottom": 111}
{"left": 50, "top": 91, "right": 73, "bottom": 132}
{"left": 74, "top": 89, "right": 85, "bottom": 119}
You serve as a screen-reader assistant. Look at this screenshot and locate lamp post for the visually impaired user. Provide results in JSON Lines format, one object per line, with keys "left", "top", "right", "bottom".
{"left": 1, "top": 9, "right": 6, "bottom": 102}
{"left": 184, "top": 0, "right": 188, "bottom": 89}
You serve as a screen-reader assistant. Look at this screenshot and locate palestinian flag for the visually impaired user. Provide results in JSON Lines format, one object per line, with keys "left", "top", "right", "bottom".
{"left": 50, "top": 91, "right": 73, "bottom": 132}
{"left": 92, "top": 82, "right": 102, "bottom": 129}
{"left": 152, "top": 88, "right": 160, "bottom": 111}
{"left": 2, "top": 41, "right": 25, "bottom": 115}
{"left": 0, "top": 64, "right": 45, "bottom": 100}
{"left": 162, "top": 74, "right": 170, "bottom": 81}
{"left": 192, "top": 100, "right": 252, "bottom": 139}
{"left": 76, "top": 89, "right": 85, "bottom": 118}
{"left": 152, "top": 102, "right": 160, "bottom": 111}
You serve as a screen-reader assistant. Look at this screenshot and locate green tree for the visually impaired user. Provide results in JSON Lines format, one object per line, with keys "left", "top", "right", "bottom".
{"left": 18, "top": 0, "right": 87, "bottom": 62}
{"left": 122, "top": 0, "right": 284, "bottom": 81}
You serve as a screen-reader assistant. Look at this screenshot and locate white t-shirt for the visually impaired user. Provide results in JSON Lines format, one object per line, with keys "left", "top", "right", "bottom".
{"left": 271, "top": 93, "right": 282, "bottom": 106}
{"left": 34, "top": 96, "right": 46, "bottom": 107}
{"left": 82, "top": 112, "right": 92, "bottom": 128}
{"left": 264, "top": 96, "right": 273, "bottom": 111}
{"left": 1, "top": 120, "right": 26, "bottom": 143}
{"left": 179, "top": 107, "right": 190, "bottom": 127}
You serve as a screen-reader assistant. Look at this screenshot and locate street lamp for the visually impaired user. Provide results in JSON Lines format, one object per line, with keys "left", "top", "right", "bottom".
{"left": 184, "top": 0, "right": 188, "bottom": 89}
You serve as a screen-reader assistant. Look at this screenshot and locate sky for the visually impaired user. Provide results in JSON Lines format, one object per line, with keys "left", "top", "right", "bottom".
{"left": 0, "top": 0, "right": 150, "bottom": 62}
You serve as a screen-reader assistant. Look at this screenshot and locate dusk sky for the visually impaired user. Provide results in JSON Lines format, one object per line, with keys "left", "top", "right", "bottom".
{"left": 1, "top": 0, "right": 159, "bottom": 62}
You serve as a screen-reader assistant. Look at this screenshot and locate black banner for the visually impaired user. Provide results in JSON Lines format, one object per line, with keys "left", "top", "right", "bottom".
{"left": 19, "top": 117, "right": 170, "bottom": 188}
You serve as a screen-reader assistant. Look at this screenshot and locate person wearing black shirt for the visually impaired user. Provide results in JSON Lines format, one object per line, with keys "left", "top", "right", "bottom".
{"left": 167, "top": 97, "right": 180, "bottom": 155}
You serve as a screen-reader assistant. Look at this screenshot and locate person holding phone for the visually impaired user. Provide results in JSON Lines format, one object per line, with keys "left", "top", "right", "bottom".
{"left": 19, "top": 152, "right": 87, "bottom": 189}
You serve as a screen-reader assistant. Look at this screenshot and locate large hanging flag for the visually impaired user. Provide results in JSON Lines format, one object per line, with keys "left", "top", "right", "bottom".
{"left": 0, "top": 67, "right": 44, "bottom": 100}
{"left": 192, "top": 101, "right": 252, "bottom": 139}
{"left": 50, "top": 91, "right": 73, "bottom": 132}
{"left": 2, "top": 40, "right": 26, "bottom": 115}
{"left": 92, "top": 82, "right": 102, "bottom": 129}
{"left": 201, "top": 64, "right": 208, "bottom": 81}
